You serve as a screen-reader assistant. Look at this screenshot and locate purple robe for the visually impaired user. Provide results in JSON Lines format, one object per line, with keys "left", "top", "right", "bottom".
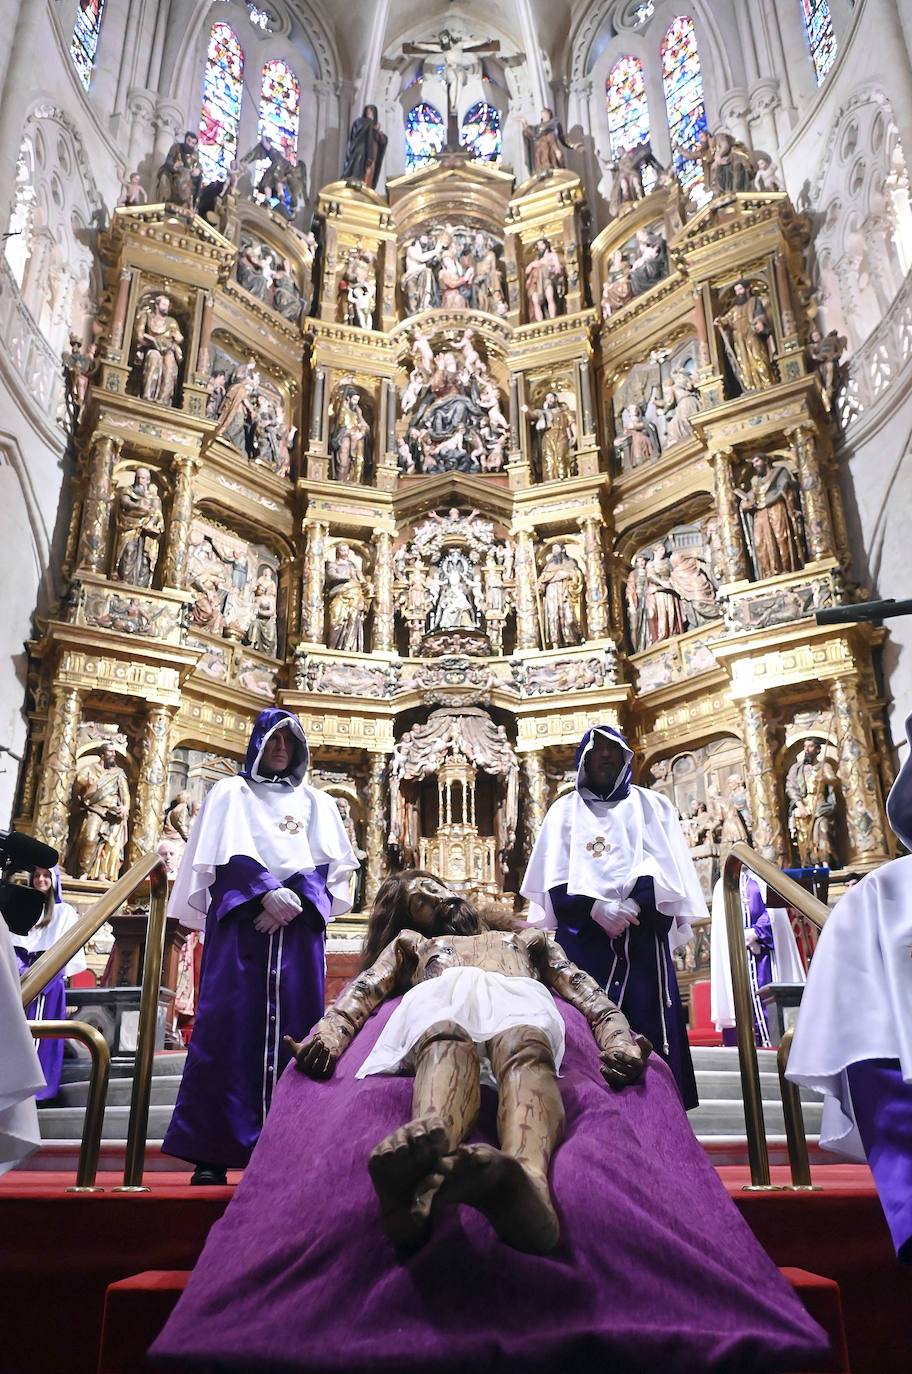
{"left": 151, "top": 998, "right": 829, "bottom": 1373}
{"left": 14, "top": 950, "right": 66, "bottom": 1100}
{"left": 162, "top": 858, "right": 331, "bottom": 1169}
{"left": 847, "top": 1059, "right": 912, "bottom": 1263}
{"left": 722, "top": 877, "right": 775, "bottom": 1049}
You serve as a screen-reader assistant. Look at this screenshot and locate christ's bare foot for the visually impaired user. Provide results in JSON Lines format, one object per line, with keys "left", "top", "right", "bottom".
{"left": 368, "top": 1116, "right": 450, "bottom": 1248}
{"left": 433, "top": 1143, "right": 560, "bottom": 1254}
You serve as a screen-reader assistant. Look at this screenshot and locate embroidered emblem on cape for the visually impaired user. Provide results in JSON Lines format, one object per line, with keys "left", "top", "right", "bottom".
{"left": 586, "top": 836, "right": 611, "bottom": 857}
{"left": 279, "top": 815, "right": 304, "bottom": 834}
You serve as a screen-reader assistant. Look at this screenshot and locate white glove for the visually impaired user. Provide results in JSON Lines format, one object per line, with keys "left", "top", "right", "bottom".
{"left": 254, "top": 910, "right": 284, "bottom": 935}
{"left": 744, "top": 928, "right": 761, "bottom": 955}
{"left": 261, "top": 887, "right": 303, "bottom": 925}
{"left": 590, "top": 897, "right": 640, "bottom": 938}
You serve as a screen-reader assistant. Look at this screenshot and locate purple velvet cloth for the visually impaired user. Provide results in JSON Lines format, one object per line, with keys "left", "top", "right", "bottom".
{"left": 162, "top": 859, "right": 330, "bottom": 1169}
{"left": 14, "top": 949, "right": 65, "bottom": 1100}
{"left": 846, "top": 1058, "right": 912, "bottom": 1264}
{"left": 151, "top": 998, "right": 830, "bottom": 1374}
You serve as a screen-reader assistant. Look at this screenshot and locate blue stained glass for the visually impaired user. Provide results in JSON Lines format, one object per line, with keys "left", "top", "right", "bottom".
{"left": 259, "top": 61, "right": 300, "bottom": 160}
{"left": 71, "top": 0, "right": 106, "bottom": 91}
{"left": 460, "top": 102, "right": 502, "bottom": 162}
{"left": 606, "top": 56, "right": 656, "bottom": 192}
{"left": 662, "top": 16, "right": 709, "bottom": 197}
{"left": 800, "top": 1, "right": 837, "bottom": 84}
{"left": 405, "top": 103, "right": 445, "bottom": 172}
{"left": 198, "top": 23, "right": 244, "bottom": 183}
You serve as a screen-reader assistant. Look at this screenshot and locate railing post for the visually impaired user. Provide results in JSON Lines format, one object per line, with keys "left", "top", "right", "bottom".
{"left": 29, "top": 1020, "right": 110, "bottom": 1192}
{"left": 777, "top": 1025, "right": 820, "bottom": 1190}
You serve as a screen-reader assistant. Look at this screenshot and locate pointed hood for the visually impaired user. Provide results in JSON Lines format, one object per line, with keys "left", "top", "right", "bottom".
{"left": 240, "top": 709, "right": 310, "bottom": 785}
{"left": 574, "top": 724, "right": 634, "bottom": 802}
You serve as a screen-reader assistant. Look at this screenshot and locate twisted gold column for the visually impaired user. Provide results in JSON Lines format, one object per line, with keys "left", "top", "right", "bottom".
{"left": 126, "top": 706, "right": 174, "bottom": 866}
{"left": 161, "top": 456, "right": 198, "bottom": 589}
{"left": 34, "top": 686, "right": 83, "bottom": 858}
{"left": 76, "top": 436, "right": 119, "bottom": 573}
{"left": 363, "top": 754, "right": 388, "bottom": 908}
{"left": 738, "top": 698, "right": 787, "bottom": 864}
{"left": 710, "top": 448, "right": 750, "bottom": 582}
{"left": 829, "top": 676, "right": 890, "bottom": 863}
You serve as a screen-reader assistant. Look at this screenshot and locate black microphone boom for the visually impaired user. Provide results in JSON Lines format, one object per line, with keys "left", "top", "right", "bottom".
{"left": 815, "top": 598, "right": 912, "bottom": 626}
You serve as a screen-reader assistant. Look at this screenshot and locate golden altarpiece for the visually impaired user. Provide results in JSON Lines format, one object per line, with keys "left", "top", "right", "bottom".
{"left": 13, "top": 149, "right": 897, "bottom": 992}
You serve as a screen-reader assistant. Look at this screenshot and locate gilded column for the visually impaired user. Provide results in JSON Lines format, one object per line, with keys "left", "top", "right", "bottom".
{"left": 126, "top": 705, "right": 174, "bottom": 865}
{"left": 310, "top": 368, "right": 326, "bottom": 443}
{"left": 508, "top": 374, "right": 521, "bottom": 451}
{"left": 773, "top": 253, "right": 797, "bottom": 338}
{"left": 34, "top": 686, "right": 83, "bottom": 856}
{"left": 578, "top": 515, "right": 609, "bottom": 638}
{"left": 693, "top": 288, "right": 711, "bottom": 369}
{"left": 828, "top": 676, "right": 891, "bottom": 863}
{"left": 363, "top": 754, "right": 388, "bottom": 907}
{"left": 110, "top": 268, "right": 132, "bottom": 351}
{"left": 385, "top": 380, "right": 397, "bottom": 455}
{"left": 788, "top": 425, "right": 835, "bottom": 563}
{"left": 161, "top": 455, "right": 198, "bottom": 589}
{"left": 578, "top": 359, "right": 594, "bottom": 435}
{"left": 737, "top": 698, "right": 787, "bottom": 864}
{"left": 372, "top": 530, "right": 394, "bottom": 650}
{"left": 870, "top": 713, "right": 897, "bottom": 803}
{"left": 196, "top": 293, "right": 214, "bottom": 375}
{"left": 710, "top": 448, "right": 750, "bottom": 582}
{"left": 76, "top": 436, "right": 119, "bottom": 573}
{"left": 521, "top": 750, "right": 547, "bottom": 861}
{"left": 513, "top": 529, "right": 539, "bottom": 649}
{"left": 302, "top": 520, "right": 328, "bottom": 642}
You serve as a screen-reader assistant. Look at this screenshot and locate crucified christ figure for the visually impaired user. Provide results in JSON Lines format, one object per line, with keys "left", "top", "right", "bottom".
{"left": 286, "top": 870, "right": 650, "bottom": 1255}
{"left": 402, "top": 29, "right": 500, "bottom": 129}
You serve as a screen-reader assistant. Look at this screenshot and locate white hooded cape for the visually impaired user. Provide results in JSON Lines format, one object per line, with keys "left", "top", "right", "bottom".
{"left": 710, "top": 873, "right": 806, "bottom": 1032}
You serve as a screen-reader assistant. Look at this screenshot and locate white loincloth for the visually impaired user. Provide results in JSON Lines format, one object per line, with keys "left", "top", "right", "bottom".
{"left": 355, "top": 967, "right": 566, "bottom": 1087}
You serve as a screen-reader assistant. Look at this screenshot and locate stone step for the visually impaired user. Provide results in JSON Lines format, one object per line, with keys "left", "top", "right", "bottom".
{"left": 688, "top": 1097, "right": 824, "bottom": 1137}
{"left": 689, "top": 1046, "right": 782, "bottom": 1071}
{"left": 36, "top": 1104, "right": 175, "bottom": 1142}
{"left": 51, "top": 1074, "right": 181, "bottom": 1108}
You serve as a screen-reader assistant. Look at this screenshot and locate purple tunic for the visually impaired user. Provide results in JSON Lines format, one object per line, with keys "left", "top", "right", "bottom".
{"left": 14, "top": 950, "right": 66, "bottom": 1100}
{"left": 847, "top": 1059, "right": 912, "bottom": 1264}
{"left": 162, "top": 858, "right": 331, "bottom": 1169}
{"left": 151, "top": 998, "right": 830, "bottom": 1374}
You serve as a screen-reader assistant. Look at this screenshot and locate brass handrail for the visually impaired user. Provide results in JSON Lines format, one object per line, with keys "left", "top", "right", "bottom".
{"left": 28, "top": 1020, "right": 110, "bottom": 1191}
{"left": 722, "top": 842, "right": 830, "bottom": 1190}
{"left": 19, "top": 852, "right": 169, "bottom": 1192}
{"left": 776, "top": 1025, "right": 817, "bottom": 1189}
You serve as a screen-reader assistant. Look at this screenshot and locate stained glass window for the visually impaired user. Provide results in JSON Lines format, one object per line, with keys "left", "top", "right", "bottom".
{"left": 259, "top": 61, "right": 300, "bottom": 160}
{"left": 405, "top": 103, "right": 445, "bottom": 173}
{"left": 633, "top": 2, "right": 655, "bottom": 25}
{"left": 605, "top": 56, "right": 656, "bottom": 192}
{"left": 198, "top": 23, "right": 244, "bottom": 183}
{"left": 71, "top": 0, "right": 106, "bottom": 90}
{"left": 662, "top": 16, "right": 709, "bottom": 198}
{"left": 461, "top": 103, "right": 502, "bottom": 162}
{"left": 800, "top": 1, "right": 837, "bottom": 84}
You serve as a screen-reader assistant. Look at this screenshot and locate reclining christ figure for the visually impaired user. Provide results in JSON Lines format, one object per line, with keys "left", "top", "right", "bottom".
{"left": 286, "top": 870, "right": 651, "bottom": 1254}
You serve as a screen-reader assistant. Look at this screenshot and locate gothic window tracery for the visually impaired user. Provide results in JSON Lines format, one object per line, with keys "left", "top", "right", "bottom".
{"left": 460, "top": 102, "right": 502, "bottom": 162}
{"left": 800, "top": 1, "right": 838, "bottom": 85}
{"left": 661, "top": 15, "right": 708, "bottom": 198}
{"left": 71, "top": 0, "right": 106, "bottom": 91}
{"left": 198, "top": 22, "right": 245, "bottom": 183}
{"left": 606, "top": 55, "right": 656, "bottom": 191}
{"left": 405, "top": 102, "right": 445, "bottom": 172}
{"left": 259, "top": 60, "right": 300, "bottom": 161}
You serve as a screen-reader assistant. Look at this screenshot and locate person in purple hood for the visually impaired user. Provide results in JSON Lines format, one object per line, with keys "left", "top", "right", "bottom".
{"left": 162, "top": 709, "right": 359, "bottom": 1184}
{"left": 522, "top": 724, "right": 706, "bottom": 1109}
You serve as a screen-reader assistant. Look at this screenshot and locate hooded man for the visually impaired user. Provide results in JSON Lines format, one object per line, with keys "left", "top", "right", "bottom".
{"left": 787, "top": 710, "right": 912, "bottom": 1263}
{"left": 521, "top": 724, "right": 706, "bottom": 1108}
{"left": 162, "top": 708, "right": 359, "bottom": 1184}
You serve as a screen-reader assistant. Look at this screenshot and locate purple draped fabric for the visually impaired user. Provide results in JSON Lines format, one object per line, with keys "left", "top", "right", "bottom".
{"left": 847, "top": 1058, "right": 912, "bottom": 1264}
{"left": 162, "top": 859, "right": 330, "bottom": 1169}
{"left": 151, "top": 998, "right": 830, "bottom": 1374}
{"left": 14, "top": 949, "right": 65, "bottom": 1100}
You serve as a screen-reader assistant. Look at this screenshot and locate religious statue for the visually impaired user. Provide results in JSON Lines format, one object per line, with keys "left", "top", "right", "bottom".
{"left": 668, "top": 550, "right": 721, "bottom": 627}
{"left": 403, "top": 31, "right": 499, "bottom": 127}
{"left": 525, "top": 238, "right": 566, "bottom": 322}
{"left": 237, "top": 240, "right": 273, "bottom": 301}
{"left": 753, "top": 154, "right": 782, "bottom": 192}
{"left": 244, "top": 578, "right": 278, "bottom": 657}
{"left": 71, "top": 741, "right": 131, "bottom": 883}
{"left": 736, "top": 454, "right": 804, "bottom": 580}
{"left": 786, "top": 738, "right": 839, "bottom": 867}
{"left": 111, "top": 468, "right": 164, "bottom": 587}
{"left": 614, "top": 403, "right": 660, "bottom": 470}
{"left": 326, "top": 543, "right": 371, "bottom": 651}
{"left": 537, "top": 544, "right": 583, "bottom": 649}
{"left": 628, "top": 544, "right": 685, "bottom": 650}
{"left": 526, "top": 393, "right": 576, "bottom": 482}
{"left": 629, "top": 229, "right": 669, "bottom": 296}
{"left": 162, "top": 790, "right": 197, "bottom": 842}
{"left": 339, "top": 247, "right": 376, "bottom": 330}
{"left": 522, "top": 108, "right": 582, "bottom": 174}
{"left": 662, "top": 369, "right": 702, "bottom": 446}
{"left": 240, "top": 138, "right": 307, "bottom": 216}
{"left": 329, "top": 389, "right": 370, "bottom": 483}
{"left": 333, "top": 796, "right": 366, "bottom": 909}
{"left": 714, "top": 279, "right": 776, "bottom": 391}
{"left": 436, "top": 241, "right": 472, "bottom": 308}
{"left": 341, "top": 105, "right": 387, "bottom": 189}
{"left": 625, "top": 556, "right": 649, "bottom": 653}
{"left": 133, "top": 295, "right": 184, "bottom": 407}
{"left": 211, "top": 362, "right": 259, "bottom": 454}
{"left": 709, "top": 131, "right": 754, "bottom": 195}
{"left": 717, "top": 775, "right": 752, "bottom": 850}
{"left": 429, "top": 549, "right": 481, "bottom": 632}
{"left": 61, "top": 335, "right": 97, "bottom": 420}
{"left": 675, "top": 130, "right": 714, "bottom": 190}
{"left": 600, "top": 250, "right": 633, "bottom": 319}
{"left": 116, "top": 168, "right": 147, "bottom": 206}
{"left": 156, "top": 131, "right": 202, "bottom": 208}
{"left": 807, "top": 328, "right": 847, "bottom": 413}
{"left": 470, "top": 232, "right": 507, "bottom": 315}
{"left": 401, "top": 235, "right": 443, "bottom": 314}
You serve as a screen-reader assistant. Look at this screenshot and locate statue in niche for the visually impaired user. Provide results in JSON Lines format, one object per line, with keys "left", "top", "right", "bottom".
{"left": 244, "top": 578, "right": 278, "bottom": 658}
{"left": 807, "top": 329, "right": 847, "bottom": 413}
{"left": 339, "top": 247, "right": 376, "bottom": 330}
{"left": 716, "top": 775, "right": 752, "bottom": 850}
{"left": 538, "top": 544, "right": 583, "bottom": 649}
{"left": 522, "top": 108, "right": 582, "bottom": 174}
{"left": 162, "top": 790, "right": 197, "bottom": 843}
{"left": 786, "top": 738, "right": 839, "bottom": 867}
{"left": 206, "top": 371, "right": 227, "bottom": 420}
{"left": 526, "top": 392, "right": 576, "bottom": 482}
{"left": 662, "top": 369, "right": 702, "bottom": 446}
{"left": 482, "top": 549, "right": 505, "bottom": 619}
{"left": 290, "top": 229, "right": 318, "bottom": 315}
{"left": 625, "top": 555, "right": 650, "bottom": 653}
{"left": 429, "top": 550, "right": 482, "bottom": 632}
{"left": 437, "top": 240, "right": 473, "bottom": 308}
{"left": 471, "top": 232, "right": 507, "bottom": 316}
{"left": 600, "top": 250, "right": 633, "bottom": 319}
{"left": 250, "top": 392, "right": 285, "bottom": 473}
{"left": 133, "top": 295, "right": 183, "bottom": 407}
{"left": 189, "top": 576, "right": 224, "bottom": 635}
{"left": 211, "top": 362, "right": 259, "bottom": 454}
{"left": 629, "top": 229, "right": 669, "bottom": 296}
{"left": 714, "top": 280, "right": 776, "bottom": 392}
{"left": 156, "top": 131, "right": 202, "bottom": 207}
{"left": 341, "top": 105, "right": 387, "bottom": 189}
{"left": 402, "top": 335, "right": 506, "bottom": 474}
{"left": 111, "top": 468, "right": 164, "bottom": 588}
{"left": 614, "top": 403, "right": 660, "bottom": 471}
{"left": 71, "top": 741, "right": 131, "bottom": 883}
{"left": 237, "top": 240, "right": 272, "bottom": 301}
{"left": 401, "top": 235, "right": 445, "bottom": 314}
{"left": 326, "top": 543, "right": 371, "bottom": 652}
{"left": 627, "top": 544, "right": 685, "bottom": 651}
{"left": 333, "top": 796, "right": 366, "bottom": 908}
{"left": 525, "top": 238, "right": 566, "bottom": 322}
{"left": 669, "top": 551, "right": 720, "bottom": 628}
{"left": 271, "top": 258, "right": 305, "bottom": 324}
{"left": 735, "top": 454, "right": 805, "bottom": 580}
{"left": 753, "top": 154, "right": 782, "bottom": 192}
{"left": 709, "top": 131, "right": 754, "bottom": 195}
{"left": 116, "top": 168, "right": 147, "bottom": 206}
{"left": 329, "top": 389, "right": 370, "bottom": 483}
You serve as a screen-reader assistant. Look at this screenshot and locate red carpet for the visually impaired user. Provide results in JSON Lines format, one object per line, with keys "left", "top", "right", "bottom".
{"left": 1, "top": 1165, "right": 909, "bottom": 1374}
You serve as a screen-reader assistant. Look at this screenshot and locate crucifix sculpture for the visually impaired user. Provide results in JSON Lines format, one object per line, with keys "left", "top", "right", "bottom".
{"left": 402, "top": 29, "right": 501, "bottom": 151}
